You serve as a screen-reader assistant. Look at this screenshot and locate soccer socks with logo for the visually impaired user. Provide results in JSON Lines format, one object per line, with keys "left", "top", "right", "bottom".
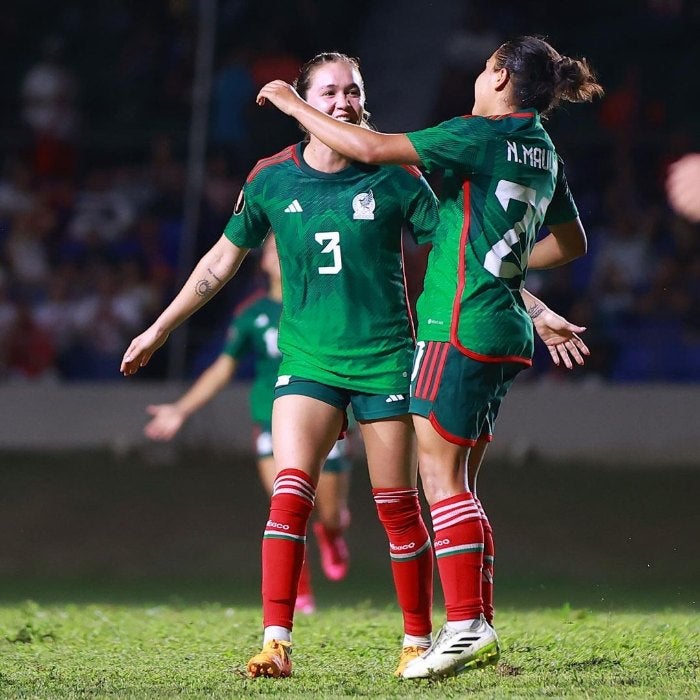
{"left": 373, "top": 488, "right": 433, "bottom": 637}
{"left": 262, "top": 468, "right": 315, "bottom": 630}
{"left": 475, "top": 497, "right": 495, "bottom": 625}
{"left": 430, "top": 492, "right": 484, "bottom": 623}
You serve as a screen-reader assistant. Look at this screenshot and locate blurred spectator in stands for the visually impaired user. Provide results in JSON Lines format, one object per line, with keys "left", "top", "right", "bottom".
{"left": 249, "top": 34, "right": 302, "bottom": 154}
{"left": 143, "top": 134, "right": 187, "bottom": 219}
{"left": 0, "top": 158, "right": 36, "bottom": 219}
{"left": 5, "top": 301, "right": 56, "bottom": 380}
{"left": 210, "top": 45, "right": 256, "bottom": 169}
{"left": 430, "top": 3, "right": 504, "bottom": 123}
{"left": 33, "top": 265, "right": 79, "bottom": 376}
{"left": 68, "top": 166, "right": 136, "bottom": 245}
{"left": 0, "top": 269, "right": 18, "bottom": 377}
{"left": 20, "top": 36, "right": 79, "bottom": 180}
{"left": 67, "top": 264, "right": 147, "bottom": 380}
{"left": 3, "top": 203, "right": 56, "bottom": 302}
{"left": 590, "top": 211, "right": 651, "bottom": 294}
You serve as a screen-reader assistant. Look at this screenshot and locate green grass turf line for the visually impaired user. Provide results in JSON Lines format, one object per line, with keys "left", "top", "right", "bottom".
{"left": 0, "top": 602, "right": 698, "bottom": 698}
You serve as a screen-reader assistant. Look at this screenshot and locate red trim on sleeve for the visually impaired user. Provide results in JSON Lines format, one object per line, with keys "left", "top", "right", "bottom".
{"left": 400, "top": 164, "right": 422, "bottom": 178}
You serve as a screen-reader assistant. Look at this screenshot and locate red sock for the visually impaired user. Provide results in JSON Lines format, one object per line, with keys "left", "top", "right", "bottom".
{"left": 430, "top": 493, "right": 484, "bottom": 621}
{"left": 374, "top": 488, "right": 433, "bottom": 636}
{"left": 262, "top": 469, "right": 315, "bottom": 629}
{"left": 475, "top": 498, "right": 494, "bottom": 625}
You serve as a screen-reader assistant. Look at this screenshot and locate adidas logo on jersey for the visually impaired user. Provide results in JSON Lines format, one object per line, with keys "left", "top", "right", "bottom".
{"left": 284, "top": 199, "right": 303, "bottom": 213}
{"left": 385, "top": 394, "right": 405, "bottom": 403}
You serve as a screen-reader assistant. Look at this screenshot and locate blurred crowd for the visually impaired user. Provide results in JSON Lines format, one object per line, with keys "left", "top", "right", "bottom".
{"left": 0, "top": 0, "right": 698, "bottom": 383}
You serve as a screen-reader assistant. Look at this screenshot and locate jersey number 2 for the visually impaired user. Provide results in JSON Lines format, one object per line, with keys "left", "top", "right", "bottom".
{"left": 483, "top": 180, "right": 551, "bottom": 279}
{"left": 315, "top": 231, "right": 342, "bottom": 274}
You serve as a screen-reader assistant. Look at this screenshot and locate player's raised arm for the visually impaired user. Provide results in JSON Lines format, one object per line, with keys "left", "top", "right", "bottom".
{"left": 120, "top": 235, "right": 249, "bottom": 376}
{"left": 257, "top": 80, "right": 419, "bottom": 166}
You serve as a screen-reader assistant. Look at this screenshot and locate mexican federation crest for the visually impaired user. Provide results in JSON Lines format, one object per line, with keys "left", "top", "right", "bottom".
{"left": 352, "top": 190, "right": 375, "bottom": 220}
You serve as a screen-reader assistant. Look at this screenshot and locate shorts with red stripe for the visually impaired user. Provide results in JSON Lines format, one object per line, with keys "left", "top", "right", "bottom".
{"left": 409, "top": 340, "right": 523, "bottom": 446}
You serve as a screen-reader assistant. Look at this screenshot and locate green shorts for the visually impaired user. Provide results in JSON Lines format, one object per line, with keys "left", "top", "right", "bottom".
{"left": 252, "top": 420, "right": 351, "bottom": 473}
{"left": 409, "top": 341, "right": 523, "bottom": 446}
{"left": 274, "top": 375, "right": 410, "bottom": 422}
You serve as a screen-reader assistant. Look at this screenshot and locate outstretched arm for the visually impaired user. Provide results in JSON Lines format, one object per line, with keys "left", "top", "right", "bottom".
{"left": 121, "top": 235, "right": 249, "bottom": 376}
{"left": 144, "top": 354, "right": 238, "bottom": 441}
{"left": 256, "top": 80, "right": 419, "bottom": 165}
{"left": 521, "top": 289, "right": 589, "bottom": 369}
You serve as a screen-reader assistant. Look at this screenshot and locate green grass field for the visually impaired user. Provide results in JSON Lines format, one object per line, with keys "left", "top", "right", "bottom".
{"left": 0, "top": 450, "right": 698, "bottom": 697}
{"left": 1, "top": 586, "right": 698, "bottom": 698}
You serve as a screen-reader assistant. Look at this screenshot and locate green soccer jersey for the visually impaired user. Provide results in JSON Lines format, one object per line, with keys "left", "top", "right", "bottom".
{"left": 407, "top": 111, "right": 578, "bottom": 363}
{"left": 222, "top": 294, "right": 281, "bottom": 424}
{"left": 224, "top": 142, "right": 439, "bottom": 393}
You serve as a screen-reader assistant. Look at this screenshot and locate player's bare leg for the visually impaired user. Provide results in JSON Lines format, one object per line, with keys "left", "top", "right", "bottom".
{"left": 247, "top": 396, "right": 344, "bottom": 678}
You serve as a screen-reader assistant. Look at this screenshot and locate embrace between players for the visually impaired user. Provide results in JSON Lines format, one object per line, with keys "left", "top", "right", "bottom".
{"left": 122, "top": 35, "right": 603, "bottom": 680}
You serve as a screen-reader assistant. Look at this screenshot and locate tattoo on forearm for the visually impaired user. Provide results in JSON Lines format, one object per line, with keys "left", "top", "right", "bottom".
{"left": 195, "top": 279, "right": 213, "bottom": 297}
{"left": 194, "top": 268, "right": 223, "bottom": 298}
{"left": 528, "top": 303, "right": 545, "bottom": 320}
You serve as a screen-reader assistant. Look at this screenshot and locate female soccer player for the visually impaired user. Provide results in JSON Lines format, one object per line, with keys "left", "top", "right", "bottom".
{"left": 141, "top": 235, "right": 352, "bottom": 614}
{"left": 256, "top": 36, "right": 602, "bottom": 678}
{"left": 124, "top": 50, "right": 588, "bottom": 680}
{"left": 123, "top": 52, "right": 439, "bottom": 679}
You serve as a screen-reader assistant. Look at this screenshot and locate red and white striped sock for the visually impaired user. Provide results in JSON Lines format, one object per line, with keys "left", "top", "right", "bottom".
{"left": 261, "top": 468, "right": 315, "bottom": 630}
{"left": 430, "top": 492, "right": 484, "bottom": 622}
{"left": 474, "top": 497, "right": 496, "bottom": 625}
{"left": 374, "top": 487, "right": 433, "bottom": 637}
{"left": 475, "top": 497, "right": 495, "bottom": 625}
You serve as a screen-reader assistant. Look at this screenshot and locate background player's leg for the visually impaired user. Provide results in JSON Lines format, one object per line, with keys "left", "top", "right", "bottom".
{"left": 314, "top": 448, "right": 351, "bottom": 581}
{"left": 256, "top": 455, "right": 275, "bottom": 495}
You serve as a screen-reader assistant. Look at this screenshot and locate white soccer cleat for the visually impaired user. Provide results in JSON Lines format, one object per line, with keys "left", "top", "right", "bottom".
{"left": 400, "top": 616, "right": 500, "bottom": 679}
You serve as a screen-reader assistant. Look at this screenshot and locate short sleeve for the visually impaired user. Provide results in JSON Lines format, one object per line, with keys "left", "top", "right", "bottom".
{"left": 543, "top": 157, "right": 579, "bottom": 225}
{"left": 404, "top": 172, "right": 439, "bottom": 245}
{"left": 223, "top": 179, "right": 271, "bottom": 249}
{"left": 407, "top": 116, "right": 491, "bottom": 174}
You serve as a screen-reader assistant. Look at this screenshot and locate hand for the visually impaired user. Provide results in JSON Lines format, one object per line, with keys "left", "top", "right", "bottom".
{"left": 666, "top": 153, "right": 700, "bottom": 222}
{"left": 256, "top": 80, "right": 303, "bottom": 116}
{"left": 144, "top": 404, "right": 185, "bottom": 441}
{"left": 120, "top": 326, "right": 169, "bottom": 376}
{"left": 532, "top": 308, "right": 589, "bottom": 369}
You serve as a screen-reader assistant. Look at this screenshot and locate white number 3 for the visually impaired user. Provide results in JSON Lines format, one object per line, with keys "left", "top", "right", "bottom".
{"left": 315, "top": 231, "right": 343, "bottom": 274}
